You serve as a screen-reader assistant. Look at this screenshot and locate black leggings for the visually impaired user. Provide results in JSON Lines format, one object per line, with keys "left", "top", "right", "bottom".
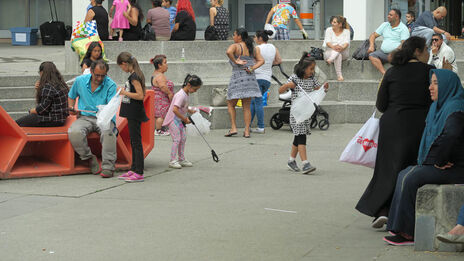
{"left": 293, "top": 134, "right": 307, "bottom": 147}
{"left": 16, "top": 113, "right": 64, "bottom": 127}
{"left": 128, "top": 119, "right": 144, "bottom": 174}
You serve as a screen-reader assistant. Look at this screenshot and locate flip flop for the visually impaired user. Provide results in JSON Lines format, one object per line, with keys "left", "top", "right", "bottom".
{"left": 224, "top": 131, "right": 238, "bottom": 137}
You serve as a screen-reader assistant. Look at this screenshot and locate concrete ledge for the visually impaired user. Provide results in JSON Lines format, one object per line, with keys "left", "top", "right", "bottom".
{"left": 415, "top": 184, "right": 464, "bottom": 252}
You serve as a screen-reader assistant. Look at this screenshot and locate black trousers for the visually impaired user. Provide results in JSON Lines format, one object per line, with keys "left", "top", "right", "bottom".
{"left": 128, "top": 119, "right": 144, "bottom": 174}
{"left": 16, "top": 113, "right": 64, "bottom": 127}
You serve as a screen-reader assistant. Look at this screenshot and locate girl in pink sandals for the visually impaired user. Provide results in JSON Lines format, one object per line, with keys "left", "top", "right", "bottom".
{"left": 109, "top": 0, "right": 131, "bottom": 41}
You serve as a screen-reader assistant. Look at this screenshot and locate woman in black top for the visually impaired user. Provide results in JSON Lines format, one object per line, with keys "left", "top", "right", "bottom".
{"left": 383, "top": 69, "right": 464, "bottom": 246}
{"left": 116, "top": 52, "right": 148, "bottom": 182}
{"left": 80, "top": 42, "right": 103, "bottom": 72}
{"left": 16, "top": 62, "right": 69, "bottom": 127}
{"left": 356, "top": 37, "right": 435, "bottom": 227}
{"left": 85, "top": 0, "right": 109, "bottom": 40}
{"left": 123, "top": 0, "right": 143, "bottom": 41}
{"left": 209, "top": 0, "right": 229, "bottom": 40}
{"left": 170, "top": 0, "right": 196, "bottom": 41}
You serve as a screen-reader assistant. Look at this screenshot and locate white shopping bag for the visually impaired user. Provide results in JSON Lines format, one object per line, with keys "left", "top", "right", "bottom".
{"left": 186, "top": 112, "right": 211, "bottom": 136}
{"left": 290, "top": 83, "right": 327, "bottom": 124}
{"left": 264, "top": 24, "right": 276, "bottom": 39}
{"left": 339, "top": 111, "right": 379, "bottom": 168}
{"left": 96, "top": 89, "right": 122, "bottom": 131}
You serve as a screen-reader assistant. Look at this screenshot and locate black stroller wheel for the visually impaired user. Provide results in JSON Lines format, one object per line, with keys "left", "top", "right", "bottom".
{"left": 310, "top": 118, "right": 318, "bottom": 129}
{"left": 270, "top": 113, "right": 283, "bottom": 130}
{"left": 319, "top": 119, "right": 330, "bottom": 130}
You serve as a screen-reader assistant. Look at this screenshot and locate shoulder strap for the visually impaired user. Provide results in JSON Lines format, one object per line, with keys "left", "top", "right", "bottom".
{"left": 238, "top": 43, "right": 243, "bottom": 56}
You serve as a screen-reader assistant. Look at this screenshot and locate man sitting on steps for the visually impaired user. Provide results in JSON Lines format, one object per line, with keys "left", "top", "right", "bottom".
{"left": 411, "top": 6, "right": 450, "bottom": 47}
{"left": 367, "top": 9, "right": 409, "bottom": 75}
{"left": 67, "top": 60, "right": 118, "bottom": 178}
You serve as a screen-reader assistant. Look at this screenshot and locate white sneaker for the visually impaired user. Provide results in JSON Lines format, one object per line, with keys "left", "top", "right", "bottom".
{"left": 251, "top": 128, "right": 265, "bottom": 134}
{"left": 179, "top": 160, "right": 193, "bottom": 167}
{"left": 169, "top": 160, "right": 182, "bottom": 169}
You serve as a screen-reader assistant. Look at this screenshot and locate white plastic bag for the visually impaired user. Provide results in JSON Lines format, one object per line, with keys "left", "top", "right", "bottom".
{"left": 339, "top": 111, "right": 379, "bottom": 168}
{"left": 96, "top": 89, "right": 122, "bottom": 131}
{"left": 290, "top": 93, "right": 316, "bottom": 124}
{"left": 264, "top": 23, "right": 276, "bottom": 39}
{"left": 308, "top": 87, "right": 327, "bottom": 105}
{"left": 186, "top": 112, "right": 211, "bottom": 136}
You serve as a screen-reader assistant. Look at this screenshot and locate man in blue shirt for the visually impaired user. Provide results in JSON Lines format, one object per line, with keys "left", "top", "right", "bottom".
{"left": 368, "top": 9, "right": 410, "bottom": 75}
{"left": 68, "top": 60, "right": 118, "bottom": 178}
{"left": 411, "top": 6, "right": 450, "bottom": 47}
{"left": 162, "top": 0, "right": 177, "bottom": 32}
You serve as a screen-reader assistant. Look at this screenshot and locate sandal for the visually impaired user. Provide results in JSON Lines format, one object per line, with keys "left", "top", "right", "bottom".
{"left": 243, "top": 133, "right": 250, "bottom": 138}
{"left": 224, "top": 130, "right": 238, "bottom": 137}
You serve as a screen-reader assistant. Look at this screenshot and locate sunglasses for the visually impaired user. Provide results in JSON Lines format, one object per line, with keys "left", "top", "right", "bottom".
{"left": 431, "top": 38, "right": 440, "bottom": 42}
{"left": 93, "top": 73, "right": 106, "bottom": 78}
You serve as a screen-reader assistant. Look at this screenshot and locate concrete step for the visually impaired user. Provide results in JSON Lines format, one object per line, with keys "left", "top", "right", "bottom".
{"left": 0, "top": 74, "right": 78, "bottom": 87}
{"left": 205, "top": 100, "right": 376, "bottom": 129}
{"left": 0, "top": 98, "right": 35, "bottom": 111}
{"left": 0, "top": 86, "right": 36, "bottom": 99}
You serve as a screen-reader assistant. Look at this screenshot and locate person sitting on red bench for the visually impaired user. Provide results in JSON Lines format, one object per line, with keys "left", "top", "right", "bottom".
{"left": 16, "top": 62, "right": 69, "bottom": 127}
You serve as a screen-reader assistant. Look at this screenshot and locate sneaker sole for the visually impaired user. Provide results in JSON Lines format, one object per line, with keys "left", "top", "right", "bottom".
{"left": 382, "top": 237, "right": 414, "bottom": 246}
{"left": 302, "top": 167, "right": 316, "bottom": 174}
{"left": 287, "top": 165, "right": 300, "bottom": 172}
{"left": 372, "top": 216, "right": 388, "bottom": 229}
{"left": 180, "top": 165, "right": 193, "bottom": 167}
{"left": 125, "top": 179, "right": 144, "bottom": 183}
{"left": 118, "top": 176, "right": 130, "bottom": 180}
{"left": 169, "top": 165, "right": 182, "bottom": 169}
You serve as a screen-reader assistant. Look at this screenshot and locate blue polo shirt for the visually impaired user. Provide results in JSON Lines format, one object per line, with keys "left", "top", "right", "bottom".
{"left": 375, "top": 22, "right": 410, "bottom": 53}
{"left": 68, "top": 74, "right": 117, "bottom": 119}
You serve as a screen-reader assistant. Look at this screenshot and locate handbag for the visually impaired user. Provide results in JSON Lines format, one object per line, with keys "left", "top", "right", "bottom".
{"left": 211, "top": 88, "right": 228, "bottom": 106}
{"left": 205, "top": 25, "right": 219, "bottom": 41}
{"left": 309, "top": 47, "right": 324, "bottom": 60}
{"left": 141, "top": 23, "right": 156, "bottom": 41}
{"left": 339, "top": 110, "right": 379, "bottom": 168}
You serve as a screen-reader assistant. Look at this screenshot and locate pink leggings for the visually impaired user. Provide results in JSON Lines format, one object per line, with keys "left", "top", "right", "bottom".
{"left": 324, "top": 48, "right": 349, "bottom": 77}
{"left": 168, "top": 118, "right": 186, "bottom": 162}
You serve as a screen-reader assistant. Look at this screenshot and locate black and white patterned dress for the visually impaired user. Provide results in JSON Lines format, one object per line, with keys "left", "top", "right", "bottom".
{"left": 227, "top": 45, "right": 261, "bottom": 100}
{"left": 288, "top": 74, "right": 320, "bottom": 136}
{"left": 214, "top": 6, "right": 229, "bottom": 40}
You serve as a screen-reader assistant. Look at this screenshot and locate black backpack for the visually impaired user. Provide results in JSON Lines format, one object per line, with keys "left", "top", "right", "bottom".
{"left": 309, "top": 47, "right": 324, "bottom": 60}
{"left": 352, "top": 39, "right": 376, "bottom": 60}
{"left": 141, "top": 23, "right": 156, "bottom": 41}
{"left": 204, "top": 25, "right": 219, "bottom": 41}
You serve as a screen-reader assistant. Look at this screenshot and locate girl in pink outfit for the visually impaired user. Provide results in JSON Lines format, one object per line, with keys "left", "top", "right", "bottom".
{"left": 109, "top": 0, "right": 131, "bottom": 41}
{"left": 163, "top": 74, "right": 202, "bottom": 169}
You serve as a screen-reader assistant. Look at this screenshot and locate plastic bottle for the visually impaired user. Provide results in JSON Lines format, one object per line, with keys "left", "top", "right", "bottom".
{"left": 181, "top": 48, "right": 185, "bottom": 62}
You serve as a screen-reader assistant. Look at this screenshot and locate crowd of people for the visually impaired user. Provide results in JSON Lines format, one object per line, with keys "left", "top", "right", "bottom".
{"left": 13, "top": 1, "right": 464, "bottom": 248}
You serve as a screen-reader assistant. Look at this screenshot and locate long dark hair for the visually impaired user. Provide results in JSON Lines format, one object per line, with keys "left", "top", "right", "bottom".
{"left": 235, "top": 28, "right": 254, "bottom": 56}
{"left": 36, "top": 62, "right": 69, "bottom": 103}
{"left": 82, "top": 42, "right": 103, "bottom": 62}
{"left": 117, "top": 52, "right": 146, "bottom": 94}
{"left": 255, "top": 30, "right": 273, "bottom": 42}
{"left": 130, "top": 0, "right": 144, "bottom": 21}
{"left": 294, "top": 52, "right": 316, "bottom": 79}
{"left": 391, "top": 36, "right": 426, "bottom": 66}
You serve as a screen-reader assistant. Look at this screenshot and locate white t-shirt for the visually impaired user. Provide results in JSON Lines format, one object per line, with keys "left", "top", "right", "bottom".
{"left": 322, "top": 27, "right": 350, "bottom": 49}
{"left": 428, "top": 42, "right": 458, "bottom": 73}
{"left": 255, "top": 43, "right": 276, "bottom": 82}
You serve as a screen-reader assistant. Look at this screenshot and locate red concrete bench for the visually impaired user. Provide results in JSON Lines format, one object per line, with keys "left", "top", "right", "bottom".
{"left": 0, "top": 90, "right": 155, "bottom": 179}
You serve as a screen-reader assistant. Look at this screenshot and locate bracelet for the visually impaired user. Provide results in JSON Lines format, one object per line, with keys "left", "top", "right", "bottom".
{"left": 248, "top": 66, "right": 254, "bottom": 72}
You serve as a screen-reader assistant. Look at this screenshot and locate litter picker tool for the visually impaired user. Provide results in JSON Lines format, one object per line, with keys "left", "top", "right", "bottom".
{"left": 188, "top": 116, "right": 219, "bottom": 162}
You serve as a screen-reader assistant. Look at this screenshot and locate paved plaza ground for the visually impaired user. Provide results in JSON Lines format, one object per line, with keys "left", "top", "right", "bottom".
{"left": 1, "top": 43, "right": 464, "bottom": 260}
{"left": 0, "top": 125, "right": 463, "bottom": 260}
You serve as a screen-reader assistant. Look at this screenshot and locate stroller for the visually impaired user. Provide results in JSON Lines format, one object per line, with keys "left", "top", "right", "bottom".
{"left": 269, "top": 64, "right": 329, "bottom": 131}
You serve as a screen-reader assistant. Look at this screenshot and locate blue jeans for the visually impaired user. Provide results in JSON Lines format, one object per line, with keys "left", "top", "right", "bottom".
{"left": 458, "top": 204, "right": 464, "bottom": 226}
{"left": 250, "top": 79, "right": 271, "bottom": 129}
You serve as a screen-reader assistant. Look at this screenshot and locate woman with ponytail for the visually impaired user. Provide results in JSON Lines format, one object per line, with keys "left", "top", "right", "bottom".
{"left": 356, "top": 36, "right": 436, "bottom": 228}
{"left": 323, "top": 16, "right": 350, "bottom": 81}
{"left": 116, "top": 52, "right": 149, "bottom": 182}
{"left": 151, "top": 54, "right": 174, "bottom": 136}
{"left": 225, "top": 28, "right": 264, "bottom": 138}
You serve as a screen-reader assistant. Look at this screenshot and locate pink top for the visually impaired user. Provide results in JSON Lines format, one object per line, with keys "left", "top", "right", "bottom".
{"left": 111, "top": 0, "right": 130, "bottom": 29}
{"left": 163, "top": 89, "right": 189, "bottom": 127}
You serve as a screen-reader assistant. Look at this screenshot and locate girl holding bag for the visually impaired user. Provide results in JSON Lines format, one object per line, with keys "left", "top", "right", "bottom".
{"left": 278, "top": 53, "right": 328, "bottom": 174}
{"left": 355, "top": 37, "right": 435, "bottom": 228}
{"left": 116, "top": 52, "right": 148, "bottom": 182}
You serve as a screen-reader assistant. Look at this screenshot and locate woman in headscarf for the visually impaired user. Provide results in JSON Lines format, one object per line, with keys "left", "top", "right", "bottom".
{"left": 383, "top": 69, "right": 464, "bottom": 246}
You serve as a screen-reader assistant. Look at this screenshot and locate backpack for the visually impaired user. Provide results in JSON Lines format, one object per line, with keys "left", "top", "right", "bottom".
{"left": 204, "top": 25, "right": 219, "bottom": 41}
{"left": 309, "top": 47, "right": 324, "bottom": 60}
{"left": 351, "top": 39, "right": 376, "bottom": 72}
{"left": 141, "top": 23, "right": 156, "bottom": 41}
